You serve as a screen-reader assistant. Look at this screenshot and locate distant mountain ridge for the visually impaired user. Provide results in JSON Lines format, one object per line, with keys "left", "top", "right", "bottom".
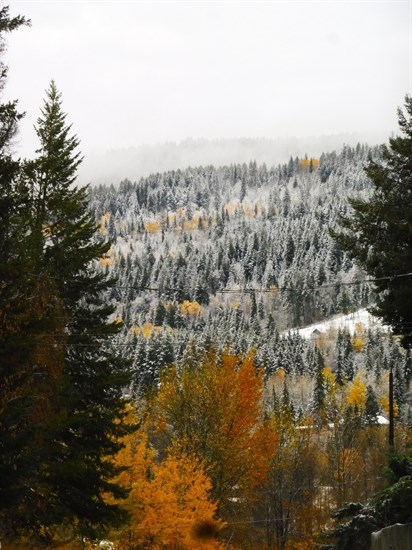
{"left": 80, "top": 133, "right": 389, "bottom": 186}
{"left": 87, "top": 143, "right": 396, "bottom": 390}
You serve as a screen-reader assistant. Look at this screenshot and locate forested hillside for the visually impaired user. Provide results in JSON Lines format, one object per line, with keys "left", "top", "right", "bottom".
{"left": 89, "top": 145, "right": 409, "bottom": 403}
{"left": 90, "top": 144, "right": 376, "bottom": 326}
{"left": 85, "top": 146, "right": 412, "bottom": 548}
{"left": 2, "top": 3, "right": 411, "bottom": 548}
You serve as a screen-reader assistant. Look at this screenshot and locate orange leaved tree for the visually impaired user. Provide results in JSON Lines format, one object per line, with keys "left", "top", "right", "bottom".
{"left": 108, "top": 407, "right": 224, "bottom": 549}
{"left": 149, "top": 350, "right": 277, "bottom": 522}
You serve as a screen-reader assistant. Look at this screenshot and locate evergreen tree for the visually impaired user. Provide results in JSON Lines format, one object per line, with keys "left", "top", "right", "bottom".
{"left": 331, "top": 95, "right": 412, "bottom": 347}
{"left": 0, "top": 7, "right": 41, "bottom": 539}
{"left": 312, "top": 363, "right": 326, "bottom": 418}
{"left": 34, "top": 82, "right": 131, "bottom": 538}
{"left": 364, "top": 385, "right": 380, "bottom": 425}
{"left": 2, "top": 81, "right": 132, "bottom": 542}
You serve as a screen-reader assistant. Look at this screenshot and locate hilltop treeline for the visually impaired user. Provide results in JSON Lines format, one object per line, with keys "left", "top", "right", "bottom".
{"left": 88, "top": 144, "right": 394, "bottom": 389}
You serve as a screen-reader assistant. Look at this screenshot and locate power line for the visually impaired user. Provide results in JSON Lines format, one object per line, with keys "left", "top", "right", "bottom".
{"left": 26, "top": 271, "right": 412, "bottom": 296}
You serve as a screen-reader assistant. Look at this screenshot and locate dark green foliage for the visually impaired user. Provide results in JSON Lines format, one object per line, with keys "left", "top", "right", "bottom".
{"left": 364, "top": 385, "right": 380, "bottom": 425}
{"left": 326, "top": 447, "right": 412, "bottom": 550}
{"left": 0, "top": 7, "right": 29, "bottom": 149}
{"left": 373, "top": 475, "right": 412, "bottom": 523}
{"left": 0, "top": 75, "right": 132, "bottom": 542}
{"left": 328, "top": 503, "right": 380, "bottom": 550}
{"left": 331, "top": 96, "right": 412, "bottom": 347}
{"left": 25, "top": 82, "right": 131, "bottom": 539}
{"left": 0, "top": 5, "right": 38, "bottom": 538}
{"left": 326, "top": 479, "right": 412, "bottom": 550}
{"left": 312, "top": 362, "right": 326, "bottom": 416}
{"left": 385, "top": 447, "right": 412, "bottom": 485}
{"left": 89, "top": 142, "right": 377, "bottom": 337}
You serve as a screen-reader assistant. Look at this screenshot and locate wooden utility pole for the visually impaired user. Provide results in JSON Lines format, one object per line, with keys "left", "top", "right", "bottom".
{"left": 389, "top": 367, "right": 395, "bottom": 448}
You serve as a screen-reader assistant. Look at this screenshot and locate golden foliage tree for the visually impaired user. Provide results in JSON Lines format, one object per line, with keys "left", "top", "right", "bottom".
{"left": 149, "top": 350, "right": 276, "bottom": 518}
{"left": 108, "top": 408, "right": 224, "bottom": 550}
{"left": 347, "top": 377, "right": 367, "bottom": 408}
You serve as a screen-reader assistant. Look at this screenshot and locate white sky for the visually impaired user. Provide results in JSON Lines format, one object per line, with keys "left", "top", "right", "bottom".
{"left": 4, "top": 0, "right": 412, "bottom": 158}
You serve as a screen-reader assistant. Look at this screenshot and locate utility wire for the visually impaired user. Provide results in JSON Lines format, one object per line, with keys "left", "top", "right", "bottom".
{"left": 26, "top": 271, "right": 412, "bottom": 295}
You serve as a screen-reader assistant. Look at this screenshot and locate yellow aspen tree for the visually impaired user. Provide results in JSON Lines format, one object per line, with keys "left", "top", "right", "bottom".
{"left": 347, "top": 377, "right": 367, "bottom": 408}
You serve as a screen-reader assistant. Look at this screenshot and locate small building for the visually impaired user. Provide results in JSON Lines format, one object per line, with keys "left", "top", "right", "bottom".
{"left": 371, "top": 523, "right": 412, "bottom": 550}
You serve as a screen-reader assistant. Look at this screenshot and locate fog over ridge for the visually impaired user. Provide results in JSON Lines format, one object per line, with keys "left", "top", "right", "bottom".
{"left": 79, "top": 132, "right": 391, "bottom": 186}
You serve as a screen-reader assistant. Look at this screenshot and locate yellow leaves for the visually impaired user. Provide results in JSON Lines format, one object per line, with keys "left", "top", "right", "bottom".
{"left": 298, "top": 158, "right": 319, "bottom": 170}
{"left": 183, "top": 218, "right": 199, "bottom": 230}
{"left": 354, "top": 322, "right": 364, "bottom": 335}
{"left": 108, "top": 406, "right": 224, "bottom": 549}
{"left": 380, "top": 395, "right": 399, "bottom": 417}
{"left": 323, "top": 367, "right": 335, "bottom": 386}
{"left": 145, "top": 220, "right": 161, "bottom": 233}
{"left": 99, "top": 211, "right": 110, "bottom": 235}
{"left": 332, "top": 447, "right": 363, "bottom": 484}
{"left": 130, "top": 322, "right": 161, "bottom": 338}
{"left": 352, "top": 336, "right": 365, "bottom": 353}
{"left": 183, "top": 212, "right": 202, "bottom": 230}
{"left": 352, "top": 322, "right": 365, "bottom": 352}
{"left": 99, "top": 246, "right": 113, "bottom": 266}
{"left": 181, "top": 300, "right": 202, "bottom": 316}
{"left": 142, "top": 322, "right": 154, "bottom": 338}
{"left": 168, "top": 210, "right": 207, "bottom": 231}
{"left": 347, "top": 377, "right": 367, "bottom": 408}
{"left": 261, "top": 403, "right": 323, "bottom": 549}
{"left": 224, "top": 202, "right": 257, "bottom": 217}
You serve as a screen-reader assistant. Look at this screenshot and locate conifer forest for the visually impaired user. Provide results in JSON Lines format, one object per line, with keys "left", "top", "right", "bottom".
{"left": 1, "top": 5, "right": 411, "bottom": 550}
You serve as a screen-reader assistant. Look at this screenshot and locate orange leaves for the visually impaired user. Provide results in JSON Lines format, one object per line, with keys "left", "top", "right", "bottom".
{"left": 126, "top": 453, "right": 223, "bottom": 549}
{"left": 151, "top": 350, "right": 276, "bottom": 509}
{"left": 108, "top": 406, "right": 223, "bottom": 549}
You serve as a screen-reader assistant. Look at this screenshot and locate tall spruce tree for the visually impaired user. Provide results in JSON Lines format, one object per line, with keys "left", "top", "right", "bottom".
{"left": 331, "top": 95, "right": 412, "bottom": 347}
{"left": 1, "top": 77, "right": 132, "bottom": 544}
{"left": 24, "top": 81, "right": 132, "bottom": 541}
{"left": 0, "top": 6, "right": 39, "bottom": 540}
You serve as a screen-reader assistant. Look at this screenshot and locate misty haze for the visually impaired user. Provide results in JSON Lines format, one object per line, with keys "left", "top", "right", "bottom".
{"left": 2, "top": 1, "right": 412, "bottom": 549}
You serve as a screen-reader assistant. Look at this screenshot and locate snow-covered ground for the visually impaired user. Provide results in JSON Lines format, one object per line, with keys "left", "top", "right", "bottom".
{"left": 295, "top": 309, "right": 390, "bottom": 340}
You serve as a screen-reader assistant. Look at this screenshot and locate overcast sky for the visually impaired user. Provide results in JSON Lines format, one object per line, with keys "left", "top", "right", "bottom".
{"left": 5, "top": 0, "right": 411, "bottom": 159}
